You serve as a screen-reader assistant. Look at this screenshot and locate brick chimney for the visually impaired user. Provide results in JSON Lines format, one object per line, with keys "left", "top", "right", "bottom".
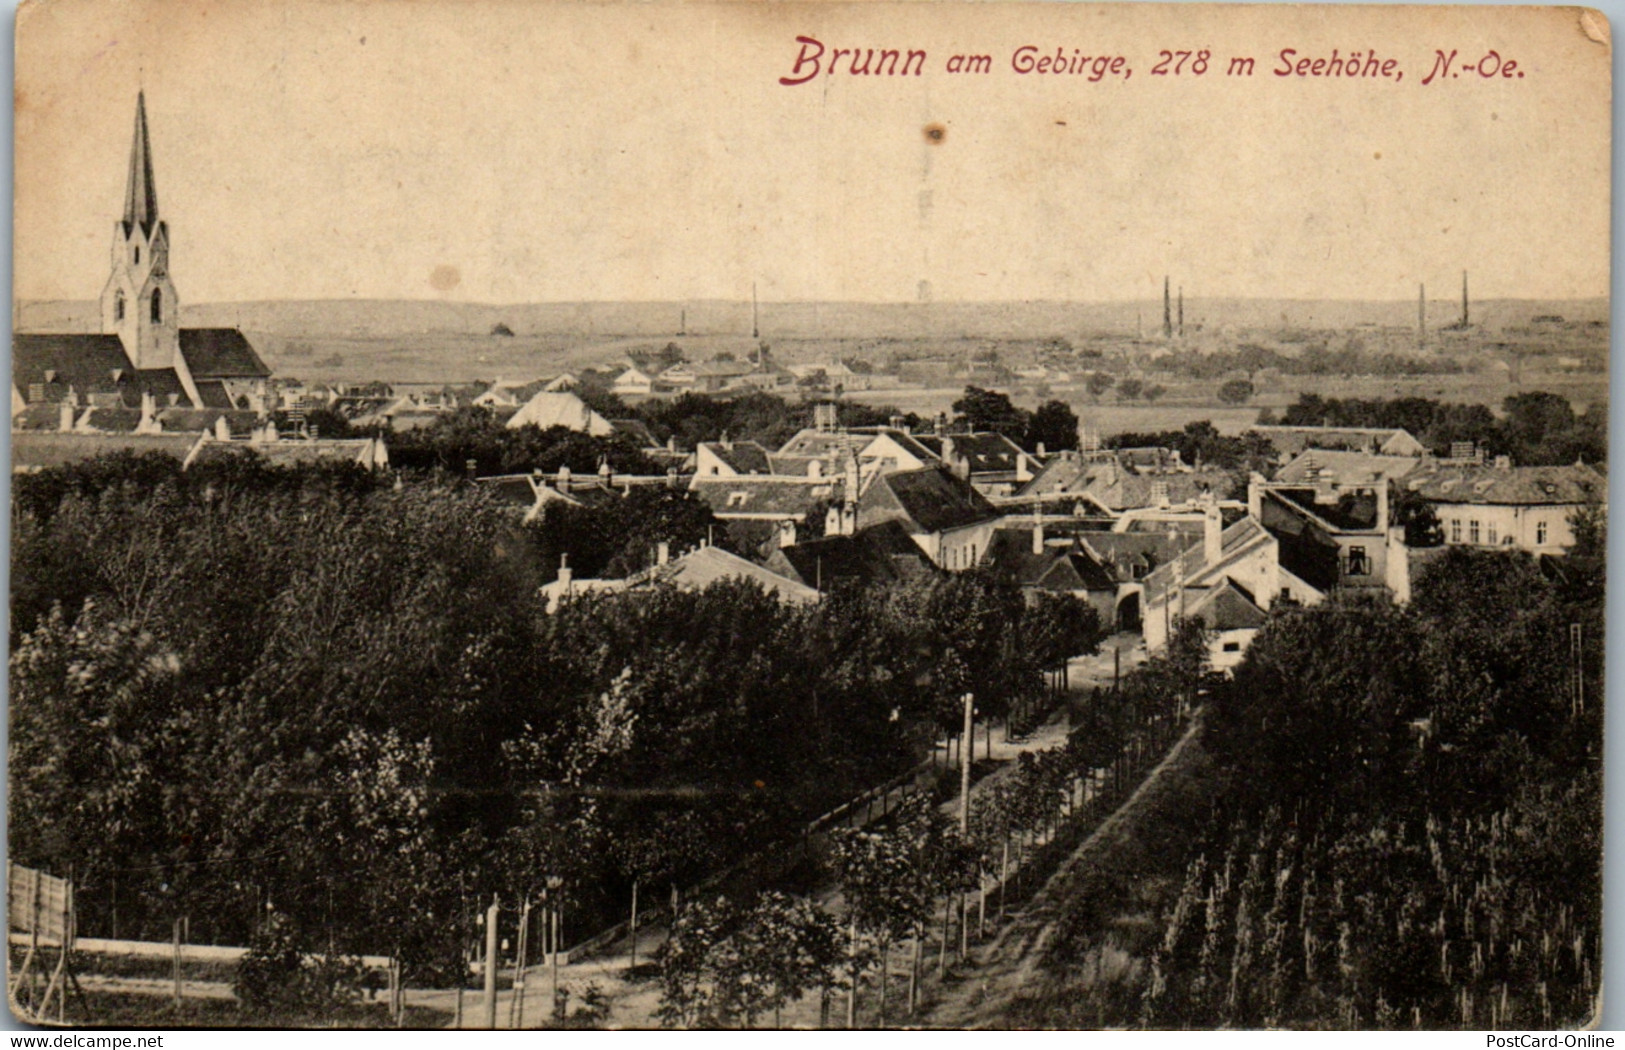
{"left": 657, "top": 541, "right": 670, "bottom": 565}
{"left": 557, "top": 553, "right": 573, "bottom": 590}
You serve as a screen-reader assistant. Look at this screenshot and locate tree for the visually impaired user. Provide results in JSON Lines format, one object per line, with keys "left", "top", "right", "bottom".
{"left": 951, "top": 386, "right": 1028, "bottom": 438}
{"left": 1086, "top": 372, "right": 1116, "bottom": 401}
{"left": 1143, "top": 383, "right": 1166, "bottom": 402}
{"left": 1393, "top": 487, "right": 1444, "bottom": 547}
{"left": 1117, "top": 378, "right": 1144, "bottom": 401}
{"left": 1217, "top": 379, "right": 1254, "bottom": 405}
{"left": 1024, "top": 400, "right": 1081, "bottom": 452}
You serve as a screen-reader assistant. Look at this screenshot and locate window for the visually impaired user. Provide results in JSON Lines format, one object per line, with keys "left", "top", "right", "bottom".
{"left": 114, "top": 291, "right": 125, "bottom": 321}
{"left": 1537, "top": 521, "right": 1549, "bottom": 545}
{"left": 1346, "top": 546, "right": 1370, "bottom": 576}
{"left": 1222, "top": 641, "right": 1241, "bottom": 653}
{"left": 150, "top": 288, "right": 163, "bottom": 323}
{"left": 1468, "top": 520, "right": 1480, "bottom": 545}
{"left": 1450, "top": 519, "right": 1462, "bottom": 544}
{"left": 1486, "top": 524, "right": 1497, "bottom": 545}
{"left": 133, "top": 246, "right": 140, "bottom": 266}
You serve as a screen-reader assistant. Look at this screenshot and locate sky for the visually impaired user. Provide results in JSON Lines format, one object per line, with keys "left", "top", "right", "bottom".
{"left": 12, "top": 0, "right": 1613, "bottom": 305}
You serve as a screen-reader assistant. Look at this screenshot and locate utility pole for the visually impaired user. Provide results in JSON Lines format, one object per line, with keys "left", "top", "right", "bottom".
{"left": 482, "top": 897, "right": 499, "bottom": 1029}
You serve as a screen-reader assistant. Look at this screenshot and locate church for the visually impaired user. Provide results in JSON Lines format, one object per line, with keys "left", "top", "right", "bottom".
{"left": 12, "top": 93, "right": 271, "bottom": 424}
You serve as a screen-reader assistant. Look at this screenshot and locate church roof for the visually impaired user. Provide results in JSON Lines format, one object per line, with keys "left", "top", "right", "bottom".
{"left": 13, "top": 334, "right": 135, "bottom": 402}
{"left": 179, "top": 329, "right": 271, "bottom": 378}
{"left": 123, "top": 91, "right": 160, "bottom": 238}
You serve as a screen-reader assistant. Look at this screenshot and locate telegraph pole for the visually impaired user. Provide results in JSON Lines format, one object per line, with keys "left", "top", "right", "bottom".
{"left": 960, "top": 693, "right": 974, "bottom": 833}
{"left": 482, "top": 897, "right": 499, "bottom": 1029}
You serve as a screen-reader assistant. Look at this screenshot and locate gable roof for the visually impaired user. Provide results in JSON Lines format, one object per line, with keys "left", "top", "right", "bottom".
{"left": 610, "top": 418, "right": 658, "bottom": 447}
{"left": 178, "top": 329, "right": 271, "bottom": 378}
{"left": 699, "top": 440, "right": 774, "bottom": 475}
{"left": 862, "top": 467, "right": 999, "bottom": 535}
{"left": 982, "top": 528, "right": 1115, "bottom": 592}
{"left": 1250, "top": 425, "right": 1425, "bottom": 458}
{"left": 631, "top": 545, "right": 820, "bottom": 604}
{"left": 1405, "top": 461, "right": 1606, "bottom": 506}
{"left": 12, "top": 431, "right": 202, "bottom": 472}
{"left": 917, "top": 432, "right": 1025, "bottom": 474}
{"left": 689, "top": 476, "right": 840, "bottom": 518}
{"left": 1275, "top": 449, "right": 1424, "bottom": 486}
{"left": 13, "top": 334, "right": 137, "bottom": 402}
{"left": 1188, "top": 577, "right": 1269, "bottom": 631}
{"left": 506, "top": 391, "right": 616, "bottom": 435}
{"left": 768, "top": 520, "right": 934, "bottom": 588}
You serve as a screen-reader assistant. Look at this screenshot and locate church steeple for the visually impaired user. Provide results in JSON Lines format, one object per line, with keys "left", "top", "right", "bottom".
{"left": 102, "top": 92, "right": 180, "bottom": 377}
{"left": 123, "top": 91, "right": 159, "bottom": 236}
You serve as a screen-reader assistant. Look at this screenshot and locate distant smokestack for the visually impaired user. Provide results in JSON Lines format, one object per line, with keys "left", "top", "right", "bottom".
{"left": 1417, "top": 283, "right": 1426, "bottom": 349}
{"left": 1162, "top": 276, "right": 1172, "bottom": 339}
{"left": 752, "top": 281, "right": 760, "bottom": 339}
{"left": 1177, "top": 286, "right": 1184, "bottom": 338}
{"left": 1461, "top": 270, "right": 1469, "bottom": 328}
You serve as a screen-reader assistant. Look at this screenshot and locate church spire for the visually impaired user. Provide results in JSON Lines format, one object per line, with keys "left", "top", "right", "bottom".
{"left": 123, "top": 91, "right": 158, "bottom": 235}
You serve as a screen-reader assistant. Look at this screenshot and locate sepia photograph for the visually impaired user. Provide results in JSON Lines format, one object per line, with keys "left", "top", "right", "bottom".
{"left": 6, "top": 0, "right": 1611, "bottom": 1030}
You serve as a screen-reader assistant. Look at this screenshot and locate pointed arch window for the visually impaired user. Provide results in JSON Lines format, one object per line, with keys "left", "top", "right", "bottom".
{"left": 114, "top": 291, "right": 125, "bottom": 322}
{"left": 133, "top": 246, "right": 141, "bottom": 266}
{"left": 150, "top": 288, "right": 163, "bottom": 324}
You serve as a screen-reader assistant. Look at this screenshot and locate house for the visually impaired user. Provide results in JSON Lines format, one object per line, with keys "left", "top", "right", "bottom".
{"left": 689, "top": 473, "right": 847, "bottom": 549}
{"left": 1019, "top": 451, "right": 1236, "bottom": 514}
{"left": 610, "top": 366, "right": 658, "bottom": 397}
{"left": 620, "top": 543, "right": 821, "bottom": 605}
{"left": 855, "top": 467, "right": 1000, "bottom": 570}
{"left": 506, "top": 391, "right": 617, "bottom": 435}
{"left": 1273, "top": 448, "right": 1425, "bottom": 487}
{"left": 190, "top": 434, "right": 391, "bottom": 471}
{"left": 1249, "top": 425, "right": 1427, "bottom": 461}
{"left": 1076, "top": 530, "right": 1203, "bottom": 630}
{"left": 1251, "top": 480, "right": 1396, "bottom": 596}
{"left": 695, "top": 439, "right": 776, "bottom": 477}
{"left": 12, "top": 431, "right": 205, "bottom": 473}
{"left": 473, "top": 380, "right": 529, "bottom": 409}
{"left": 1142, "top": 497, "right": 1325, "bottom": 672}
{"left": 980, "top": 524, "right": 1120, "bottom": 627}
{"left": 14, "top": 95, "right": 271, "bottom": 418}
{"left": 914, "top": 432, "right": 1036, "bottom": 496}
{"left": 764, "top": 520, "right": 935, "bottom": 590}
{"left": 1403, "top": 460, "right": 1606, "bottom": 554}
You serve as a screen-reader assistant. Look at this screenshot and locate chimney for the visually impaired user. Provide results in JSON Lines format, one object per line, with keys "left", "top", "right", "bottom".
{"left": 215, "top": 415, "right": 231, "bottom": 442}
{"left": 1032, "top": 517, "right": 1045, "bottom": 556}
{"left": 934, "top": 412, "right": 947, "bottom": 437}
{"left": 465, "top": 457, "right": 478, "bottom": 479}
{"left": 558, "top": 464, "right": 572, "bottom": 487}
{"left": 1247, "top": 473, "right": 1265, "bottom": 521}
{"left": 1204, "top": 498, "right": 1223, "bottom": 565}
{"left": 557, "top": 553, "right": 573, "bottom": 590}
{"left": 57, "top": 400, "right": 74, "bottom": 433}
{"left": 667, "top": 436, "right": 677, "bottom": 453}
{"left": 1375, "top": 480, "right": 1391, "bottom": 531}
{"left": 779, "top": 520, "right": 797, "bottom": 548}
{"left": 843, "top": 451, "right": 860, "bottom": 508}
{"left": 1036, "top": 441, "right": 1046, "bottom": 457}
{"left": 1493, "top": 455, "right": 1511, "bottom": 471}
{"left": 657, "top": 541, "right": 670, "bottom": 565}
{"left": 666, "top": 466, "right": 679, "bottom": 488}
{"left": 264, "top": 420, "right": 279, "bottom": 443}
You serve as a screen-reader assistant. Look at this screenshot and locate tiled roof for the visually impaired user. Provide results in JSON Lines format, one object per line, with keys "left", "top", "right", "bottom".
{"left": 1078, "top": 531, "right": 1196, "bottom": 579}
{"left": 610, "top": 418, "right": 658, "bottom": 448}
{"left": 507, "top": 391, "right": 616, "bottom": 435}
{"left": 701, "top": 440, "right": 774, "bottom": 475}
{"left": 12, "top": 431, "right": 201, "bottom": 472}
{"left": 981, "top": 529, "right": 1115, "bottom": 592}
{"left": 179, "top": 329, "right": 271, "bottom": 378}
{"left": 13, "top": 334, "right": 136, "bottom": 401}
{"left": 768, "top": 520, "right": 933, "bottom": 588}
{"left": 1405, "top": 462, "right": 1606, "bottom": 506}
{"left": 690, "top": 476, "right": 840, "bottom": 518}
{"left": 778, "top": 428, "right": 871, "bottom": 458}
{"left": 1250, "top": 425, "right": 1424, "bottom": 457}
{"left": 156, "top": 408, "right": 259, "bottom": 435}
{"left": 193, "top": 380, "right": 236, "bottom": 409}
{"left": 633, "top": 545, "right": 820, "bottom": 604}
{"left": 930, "top": 432, "right": 1026, "bottom": 474}
{"left": 1275, "top": 449, "right": 1424, "bottom": 486}
{"left": 78, "top": 407, "right": 144, "bottom": 433}
{"left": 1188, "top": 578, "right": 1269, "bottom": 631}
{"left": 864, "top": 467, "right": 998, "bottom": 534}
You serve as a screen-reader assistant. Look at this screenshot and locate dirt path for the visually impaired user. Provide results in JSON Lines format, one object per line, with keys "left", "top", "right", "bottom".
{"left": 919, "top": 709, "right": 1206, "bottom": 1029}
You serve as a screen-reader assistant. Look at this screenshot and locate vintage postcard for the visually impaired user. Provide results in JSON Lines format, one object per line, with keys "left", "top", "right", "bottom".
{"left": 8, "top": 0, "right": 1610, "bottom": 1031}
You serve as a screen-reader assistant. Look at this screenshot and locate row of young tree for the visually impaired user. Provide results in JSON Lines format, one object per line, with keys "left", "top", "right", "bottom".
{"left": 654, "top": 626, "right": 1207, "bottom": 1029}
{"left": 8, "top": 452, "right": 1104, "bottom": 983}
{"left": 1030, "top": 547, "right": 1603, "bottom": 1028}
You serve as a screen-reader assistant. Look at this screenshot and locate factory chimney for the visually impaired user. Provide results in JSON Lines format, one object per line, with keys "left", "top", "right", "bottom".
{"left": 1162, "top": 276, "right": 1172, "bottom": 339}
